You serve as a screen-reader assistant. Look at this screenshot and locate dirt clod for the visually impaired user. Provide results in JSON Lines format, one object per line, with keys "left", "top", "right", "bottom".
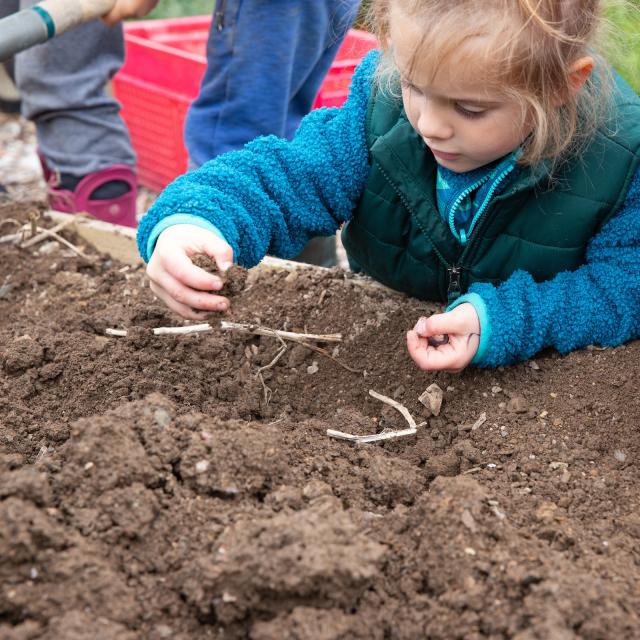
{"left": 191, "top": 253, "right": 248, "bottom": 296}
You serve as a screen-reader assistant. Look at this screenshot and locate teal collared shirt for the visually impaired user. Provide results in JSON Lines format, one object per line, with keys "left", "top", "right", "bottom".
{"left": 436, "top": 152, "right": 518, "bottom": 245}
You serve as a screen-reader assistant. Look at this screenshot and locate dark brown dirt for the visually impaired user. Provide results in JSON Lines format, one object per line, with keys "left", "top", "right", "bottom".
{"left": 1, "top": 201, "right": 640, "bottom": 640}
{"left": 191, "top": 254, "right": 248, "bottom": 297}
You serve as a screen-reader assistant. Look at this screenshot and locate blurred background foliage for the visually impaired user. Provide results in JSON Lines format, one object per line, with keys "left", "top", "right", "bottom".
{"left": 149, "top": 0, "right": 639, "bottom": 92}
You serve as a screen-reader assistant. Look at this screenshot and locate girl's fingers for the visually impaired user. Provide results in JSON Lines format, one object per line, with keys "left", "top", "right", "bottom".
{"left": 150, "top": 270, "right": 229, "bottom": 313}
{"left": 423, "top": 312, "right": 468, "bottom": 336}
{"left": 407, "top": 330, "right": 475, "bottom": 372}
{"left": 202, "top": 240, "right": 234, "bottom": 272}
{"left": 158, "top": 250, "right": 223, "bottom": 292}
{"left": 149, "top": 282, "right": 211, "bottom": 321}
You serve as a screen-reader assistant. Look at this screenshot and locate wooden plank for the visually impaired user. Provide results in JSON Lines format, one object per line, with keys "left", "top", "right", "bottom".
{"left": 43, "top": 210, "right": 400, "bottom": 295}
{"left": 46, "top": 210, "right": 140, "bottom": 266}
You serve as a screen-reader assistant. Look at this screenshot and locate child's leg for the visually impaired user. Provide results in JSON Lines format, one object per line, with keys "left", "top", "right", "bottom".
{"left": 15, "top": 6, "right": 135, "bottom": 177}
{"left": 15, "top": 1, "right": 137, "bottom": 225}
{"left": 284, "top": 0, "right": 361, "bottom": 140}
{"left": 184, "top": 0, "right": 359, "bottom": 164}
{"left": 0, "top": 0, "right": 20, "bottom": 113}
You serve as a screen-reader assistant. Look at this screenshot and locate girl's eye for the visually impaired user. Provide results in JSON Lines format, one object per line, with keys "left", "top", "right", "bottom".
{"left": 455, "top": 103, "right": 486, "bottom": 119}
{"left": 400, "top": 78, "right": 421, "bottom": 93}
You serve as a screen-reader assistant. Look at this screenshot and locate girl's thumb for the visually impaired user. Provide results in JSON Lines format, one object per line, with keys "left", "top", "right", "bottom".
{"left": 415, "top": 313, "right": 451, "bottom": 336}
{"left": 414, "top": 317, "right": 429, "bottom": 335}
{"left": 205, "top": 241, "right": 233, "bottom": 272}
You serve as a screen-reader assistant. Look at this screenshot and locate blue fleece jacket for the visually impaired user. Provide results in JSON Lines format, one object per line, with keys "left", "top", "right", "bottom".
{"left": 137, "top": 52, "right": 640, "bottom": 368}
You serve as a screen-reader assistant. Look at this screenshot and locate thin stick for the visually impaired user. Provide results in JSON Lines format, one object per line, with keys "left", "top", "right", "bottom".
{"left": 220, "top": 321, "right": 341, "bottom": 343}
{"left": 300, "top": 341, "right": 363, "bottom": 375}
{"left": 21, "top": 218, "right": 75, "bottom": 248}
{"left": 258, "top": 372, "right": 272, "bottom": 405}
{"left": 256, "top": 342, "right": 288, "bottom": 375}
{"left": 106, "top": 322, "right": 342, "bottom": 343}
{"left": 0, "top": 232, "right": 22, "bottom": 244}
{"left": 106, "top": 324, "right": 213, "bottom": 337}
{"left": 0, "top": 218, "right": 22, "bottom": 232}
{"left": 33, "top": 227, "right": 91, "bottom": 259}
{"left": 106, "top": 328, "right": 128, "bottom": 337}
{"left": 153, "top": 323, "right": 212, "bottom": 336}
{"left": 327, "top": 389, "right": 418, "bottom": 443}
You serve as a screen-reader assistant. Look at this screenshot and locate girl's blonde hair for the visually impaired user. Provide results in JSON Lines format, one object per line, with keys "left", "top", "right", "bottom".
{"left": 368, "top": 0, "right": 613, "bottom": 167}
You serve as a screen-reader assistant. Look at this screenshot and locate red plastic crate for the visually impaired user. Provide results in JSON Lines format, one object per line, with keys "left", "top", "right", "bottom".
{"left": 112, "top": 17, "right": 377, "bottom": 192}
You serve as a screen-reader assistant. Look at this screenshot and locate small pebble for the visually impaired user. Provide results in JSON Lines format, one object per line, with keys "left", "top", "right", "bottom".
{"left": 195, "top": 460, "right": 210, "bottom": 474}
{"left": 154, "top": 408, "right": 171, "bottom": 429}
{"left": 307, "top": 361, "right": 319, "bottom": 374}
{"left": 614, "top": 450, "right": 627, "bottom": 462}
{"left": 507, "top": 395, "right": 528, "bottom": 413}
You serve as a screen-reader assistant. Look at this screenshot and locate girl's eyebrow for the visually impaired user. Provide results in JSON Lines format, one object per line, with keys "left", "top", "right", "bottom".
{"left": 400, "top": 75, "right": 500, "bottom": 106}
{"left": 451, "top": 97, "right": 501, "bottom": 107}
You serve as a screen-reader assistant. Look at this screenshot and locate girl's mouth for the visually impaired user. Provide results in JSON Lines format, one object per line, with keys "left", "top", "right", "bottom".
{"left": 429, "top": 148, "right": 460, "bottom": 161}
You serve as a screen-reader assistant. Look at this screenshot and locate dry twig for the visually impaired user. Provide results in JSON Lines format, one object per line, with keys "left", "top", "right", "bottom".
{"left": 0, "top": 232, "right": 21, "bottom": 245}
{"left": 220, "top": 321, "right": 341, "bottom": 344}
{"left": 300, "top": 341, "right": 363, "bottom": 374}
{"left": 106, "top": 323, "right": 213, "bottom": 337}
{"left": 107, "top": 321, "right": 342, "bottom": 344}
{"left": 0, "top": 218, "right": 21, "bottom": 232}
{"left": 327, "top": 390, "right": 418, "bottom": 443}
{"left": 21, "top": 218, "right": 76, "bottom": 248}
{"left": 29, "top": 226, "right": 91, "bottom": 259}
{"left": 256, "top": 335, "right": 288, "bottom": 375}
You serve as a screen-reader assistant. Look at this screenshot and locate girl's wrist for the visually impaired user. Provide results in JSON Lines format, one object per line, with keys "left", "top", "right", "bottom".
{"left": 447, "top": 293, "right": 491, "bottom": 365}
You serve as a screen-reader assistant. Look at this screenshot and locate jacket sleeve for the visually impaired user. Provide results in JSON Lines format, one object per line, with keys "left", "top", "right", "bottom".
{"left": 454, "top": 166, "right": 640, "bottom": 367}
{"left": 136, "top": 52, "right": 378, "bottom": 266}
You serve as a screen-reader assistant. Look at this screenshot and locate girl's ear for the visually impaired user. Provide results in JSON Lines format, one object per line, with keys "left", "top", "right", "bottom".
{"left": 568, "top": 56, "right": 594, "bottom": 95}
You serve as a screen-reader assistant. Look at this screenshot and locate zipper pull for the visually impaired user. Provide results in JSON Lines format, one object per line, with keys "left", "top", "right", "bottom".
{"left": 447, "top": 266, "right": 462, "bottom": 303}
{"left": 214, "top": 0, "right": 226, "bottom": 31}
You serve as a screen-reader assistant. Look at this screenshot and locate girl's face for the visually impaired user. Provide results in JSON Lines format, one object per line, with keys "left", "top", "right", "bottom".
{"left": 390, "top": 5, "right": 531, "bottom": 173}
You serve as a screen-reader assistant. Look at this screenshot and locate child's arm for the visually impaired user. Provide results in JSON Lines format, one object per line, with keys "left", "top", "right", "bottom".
{"left": 136, "top": 52, "right": 378, "bottom": 268}
{"left": 450, "top": 167, "right": 640, "bottom": 367}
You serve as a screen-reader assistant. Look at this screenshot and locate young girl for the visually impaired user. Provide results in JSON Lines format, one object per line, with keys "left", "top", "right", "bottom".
{"left": 137, "top": 0, "right": 640, "bottom": 372}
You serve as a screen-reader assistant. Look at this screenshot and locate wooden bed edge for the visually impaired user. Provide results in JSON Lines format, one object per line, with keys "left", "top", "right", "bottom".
{"left": 44, "top": 210, "right": 401, "bottom": 295}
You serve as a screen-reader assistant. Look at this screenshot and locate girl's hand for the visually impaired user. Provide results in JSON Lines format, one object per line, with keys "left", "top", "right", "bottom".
{"left": 146, "top": 224, "right": 234, "bottom": 320}
{"left": 102, "top": 0, "right": 160, "bottom": 26}
{"left": 406, "top": 303, "right": 480, "bottom": 373}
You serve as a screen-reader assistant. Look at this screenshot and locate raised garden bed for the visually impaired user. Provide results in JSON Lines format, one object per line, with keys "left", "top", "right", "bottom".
{"left": 1, "top": 201, "right": 639, "bottom": 639}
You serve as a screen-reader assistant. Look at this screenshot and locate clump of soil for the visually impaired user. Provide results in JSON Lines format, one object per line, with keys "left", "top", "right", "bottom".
{"left": 191, "top": 253, "right": 248, "bottom": 296}
{"left": 1, "top": 203, "right": 640, "bottom": 639}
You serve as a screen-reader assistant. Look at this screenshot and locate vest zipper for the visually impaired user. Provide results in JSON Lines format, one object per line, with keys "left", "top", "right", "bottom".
{"left": 447, "top": 266, "right": 462, "bottom": 303}
{"left": 459, "top": 164, "right": 516, "bottom": 263}
{"left": 376, "top": 162, "right": 457, "bottom": 301}
{"left": 214, "top": 0, "right": 226, "bottom": 31}
{"left": 447, "top": 175, "right": 492, "bottom": 244}
{"left": 448, "top": 163, "right": 516, "bottom": 245}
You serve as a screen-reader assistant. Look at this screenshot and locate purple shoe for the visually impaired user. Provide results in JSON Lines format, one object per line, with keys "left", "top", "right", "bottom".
{"left": 41, "top": 156, "right": 138, "bottom": 228}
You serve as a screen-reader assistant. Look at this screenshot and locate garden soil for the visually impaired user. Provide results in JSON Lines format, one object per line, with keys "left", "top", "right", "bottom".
{"left": 1, "top": 202, "right": 639, "bottom": 640}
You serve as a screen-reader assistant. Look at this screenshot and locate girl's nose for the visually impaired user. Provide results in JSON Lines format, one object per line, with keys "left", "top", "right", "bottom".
{"left": 417, "top": 102, "right": 453, "bottom": 141}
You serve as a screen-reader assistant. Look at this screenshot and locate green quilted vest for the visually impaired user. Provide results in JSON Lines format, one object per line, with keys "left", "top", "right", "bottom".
{"left": 342, "top": 74, "right": 640, "bottom": 303}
